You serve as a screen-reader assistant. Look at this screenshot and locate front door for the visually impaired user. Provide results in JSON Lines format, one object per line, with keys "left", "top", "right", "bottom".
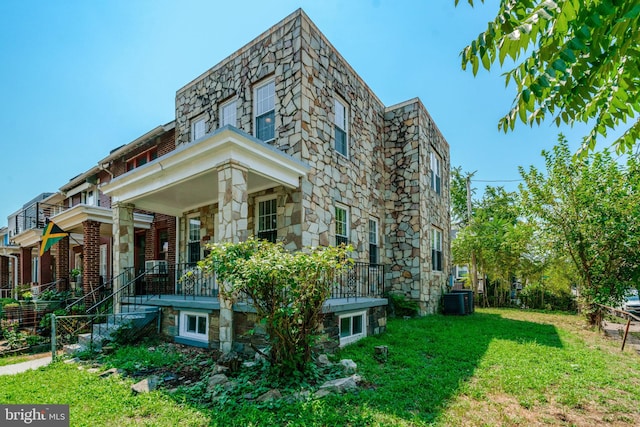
{"left": 134, "top": 231, "right": 146, "bottom": 294}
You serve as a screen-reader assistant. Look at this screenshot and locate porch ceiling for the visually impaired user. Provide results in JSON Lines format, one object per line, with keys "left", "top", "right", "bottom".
{"left": 100, "top": 126, "right": 309, "bottom": 217}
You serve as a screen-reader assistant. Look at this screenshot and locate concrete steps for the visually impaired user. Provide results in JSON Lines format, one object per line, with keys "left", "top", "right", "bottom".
{"left": 63, "top": 307, "right": 159, "bottom": 355}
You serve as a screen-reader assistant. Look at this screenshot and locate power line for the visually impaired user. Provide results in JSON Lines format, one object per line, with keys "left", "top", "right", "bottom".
{"left": 473, "top": 178, "right": 524, "bottom": 183}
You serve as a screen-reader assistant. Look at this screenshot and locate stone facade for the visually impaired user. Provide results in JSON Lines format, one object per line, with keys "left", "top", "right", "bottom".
{"left": 171, "top": 9, "right": 450, "bottom": 311}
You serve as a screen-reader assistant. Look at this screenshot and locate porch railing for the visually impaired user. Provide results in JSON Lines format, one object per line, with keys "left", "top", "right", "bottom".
{"left": 330, "top": 262, "right": 386, "bottom": 300}
{"left": 127, "top": 263, "right": 219, "bottom": 300}
{"left": 77, "top": 261, "right": 386, "bottom": 316}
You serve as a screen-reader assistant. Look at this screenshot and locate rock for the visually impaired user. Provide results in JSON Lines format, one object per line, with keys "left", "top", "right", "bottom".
{"left": 318, "top": 376, "right": 358, "bottom": 394}
{"left": 206, "top": 373, "right": 229, "bottom": 393}
{"left": 256, "top": 389, "right": 282, "bottom": 402}
{"left": 340, "top": 359, "right": 357, "bottom": 374}
{"left": 162, "top": 373, "right": 178, "bottom": 382}
{"left": 316, "top": 354, "right": 331, "bottom": 367}
{"left": 313, "top": 388, "right": 333, "bottom": 399}
{"left": 213, "top": 365, "right": 229, "bottom": 374}
{"left": 131, "top": 376, "right": 160, "bottom": 394}
{"left": 99, "top": 368, "right": 120, "bottom": 378}
{"left": 243, "top": 361, "right": 257, "bottom": 368}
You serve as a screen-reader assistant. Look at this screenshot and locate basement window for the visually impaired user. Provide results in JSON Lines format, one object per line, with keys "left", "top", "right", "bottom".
{"left": 179, "top": 311, "right": 209, "bottom": 343}
{"left": 339, "top": 310, "right": 367, "bottom": 346}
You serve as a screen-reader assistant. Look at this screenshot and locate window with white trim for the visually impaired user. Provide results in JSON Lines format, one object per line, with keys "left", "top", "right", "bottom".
{"left": 257, "top": 197, "right": 277, "bottom": 243}
{"left": 339, "top": 310, "right": 367, "bottom": 346}
{"left": 335, "top": 205, "right": 349, "bottom": 246}
{"left": 369, "top": 218, "right": 379, "bottom": 265}
{"left": 220, "top": 98, "right": 237, "bottom": 128}
{"left": 334, "top": 98, "right": 348, "bottom": 157}
{"left": 179, "top": 311, "right": 209, "bottom": 342}
{"left": 430, "top": 151, "right": 442, "bottom": 195}
{"left": 191, "top": 115, "right": 206, "bottom": 141}
{"left": 254, "top": 80, "right": 275, "bottom": 142}
{"left": 432, "top": 227, "right": 443, "bottom": 272}
{"left": 188, "top": 217, "right": 201, "bottom": 264}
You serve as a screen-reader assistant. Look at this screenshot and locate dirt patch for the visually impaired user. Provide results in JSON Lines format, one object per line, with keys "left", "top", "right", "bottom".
{"left": 449, "top": 392, "right": 634, "bottom": 426}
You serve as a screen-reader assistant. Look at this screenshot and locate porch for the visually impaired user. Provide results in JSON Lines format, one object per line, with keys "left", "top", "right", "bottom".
{"left": 118, "top": 261, "right": 387, "bottom": 309}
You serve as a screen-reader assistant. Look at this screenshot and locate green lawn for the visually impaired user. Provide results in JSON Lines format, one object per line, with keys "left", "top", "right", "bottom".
{"left": 1, "top": 308, "right": 638, "bottom": 426}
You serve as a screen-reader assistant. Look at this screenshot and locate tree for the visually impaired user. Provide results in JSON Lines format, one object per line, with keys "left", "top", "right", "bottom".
{"left": 457, "top": 0, "right": 640, "bottom": 154}
{"left": 200, "top": 238, "right": 353, "bottom": 378}
{"left": 452, "top": 185, "right": 534, "bottom": 306}
{"left": 519, "top": 136, "right": 640, "bottom": 323}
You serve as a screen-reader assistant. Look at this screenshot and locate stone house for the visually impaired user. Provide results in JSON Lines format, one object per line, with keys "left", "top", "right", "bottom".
{"left": 3, "top": 9, "right": 449, "bottom": 353}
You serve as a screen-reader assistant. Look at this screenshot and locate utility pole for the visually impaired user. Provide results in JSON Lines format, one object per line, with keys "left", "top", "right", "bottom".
{"left": 466, "top": 175, "right": 478, "bottom": 297}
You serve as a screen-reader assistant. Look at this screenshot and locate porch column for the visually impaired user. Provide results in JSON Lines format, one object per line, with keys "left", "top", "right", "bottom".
{"left": 112, "top": 202, "right": 135, "bottom": 314}
{"left": 217, "top": 161, "right": 248, "bottom": 353}
{"left": 55, "top": 236, "right": 70, "bottom": 291}
{"left": 82, "top": 220, "right": 101, "bottom": 299}
{"left": 21, "top": 247, "right": 32, "bottom": 284}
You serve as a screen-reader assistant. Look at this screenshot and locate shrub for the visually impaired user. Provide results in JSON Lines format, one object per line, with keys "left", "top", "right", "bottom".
{"left": 201, "top": 238, "right": 353, "bottom": 379}
{"left": 386, "top": 292, "right": 420, "bottom": 317}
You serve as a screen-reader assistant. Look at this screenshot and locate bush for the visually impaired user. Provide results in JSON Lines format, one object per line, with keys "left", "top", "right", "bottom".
{"left": 202, "top": 238, "right": 353, "bottom": 379}
{"left": 519, "top": 283, "right": 577, "bottom": 312}
{"left": 386, "top": 292, "right": 420, "bottom": 317}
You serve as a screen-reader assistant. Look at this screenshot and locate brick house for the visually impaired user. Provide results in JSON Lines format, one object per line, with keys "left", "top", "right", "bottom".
{"left": 0, "top": 226, "right": 19, "bottom": 298}
{"left": 3, "top": 9, "right": 449, "bottom": 353}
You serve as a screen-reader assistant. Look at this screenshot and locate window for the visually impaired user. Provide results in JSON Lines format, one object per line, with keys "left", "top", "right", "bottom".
{"left": 179, "top": 311, "right": 209, "bottom": 342}
{"left": 157, "top": 228, "right": 169, "bottom": 261}
{"left": 430, "top": 151, "right": 442, "bottom": 195}
{"left": 369, "top": 218, "right": 379, "bottom": 265}
{"left": 257, "top": 198, "right": 277, "bottom": 243}
{"left": 220, "top": 99, "right": 237, "bottom": 127}
{"left": 335, "top": 205, "right": 349, "bottom": 246}
{"left": 254, "top": 80, "right": 275, "bottom": 141}
{"left": 188, "top": 217, "right": 201, "bottom": 264}
{"left": 432, "top": 227, "right": 443, "bottom": 272}
{"left": 455, "top": 265, "right": 468, "bottom": 279}
{"left": 334, "top": 98, "right": 348, "bottom": 157}
{"left": 339, "top": 310, "right": 366, "bottom": 346}
{"left": 85, "top": 191, "right": 95, "bottom": 206}
{"left": 191, "top": 115, "right": 206, "bottom": 141}
{"left": 126, "top": 148, "right": 158, "bottom": 172}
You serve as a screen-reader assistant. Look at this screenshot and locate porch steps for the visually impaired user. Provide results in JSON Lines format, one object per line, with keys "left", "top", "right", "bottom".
{"left": 63, "top": 308, "right": 159, "bottom": 355}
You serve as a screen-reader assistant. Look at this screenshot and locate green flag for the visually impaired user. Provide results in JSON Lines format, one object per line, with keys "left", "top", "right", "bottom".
{"left": 40, "top": 221, "right": 68, "bottom": 256}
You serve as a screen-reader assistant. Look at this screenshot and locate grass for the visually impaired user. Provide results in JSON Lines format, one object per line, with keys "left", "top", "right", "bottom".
{"left": 1, "top": 308, "right": 639, "bottom": 426}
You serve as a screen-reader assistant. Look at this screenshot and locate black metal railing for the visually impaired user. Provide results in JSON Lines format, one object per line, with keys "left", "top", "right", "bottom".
{"left": 73, "top": 261, "right": 385, "bottom": 316}
{"left": 133, "top": 263, "right": 218, "bottom": 299}
{"left": 12, "top": 202, "right": 66, "bottom": 235}
{"left": 330, "top": 262, "right": 386, "bottom": 300}
{"left": 64, "top": 268, "right": 134, "bottom": 314}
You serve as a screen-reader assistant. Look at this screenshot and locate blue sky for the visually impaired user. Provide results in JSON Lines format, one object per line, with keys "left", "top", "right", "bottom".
{"left": 0, "top": 0, "right": 593, "bottom": 223}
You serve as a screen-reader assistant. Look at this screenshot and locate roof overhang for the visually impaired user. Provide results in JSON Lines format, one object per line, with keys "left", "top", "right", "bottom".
{"left": 51, "top": 205, "right": 154, "bottom": 235}
{"left": 100, "top": 126, "right": 309, "bottom": 216}
{"left": 11, "top": 229, "right": 42, "bottom": 248}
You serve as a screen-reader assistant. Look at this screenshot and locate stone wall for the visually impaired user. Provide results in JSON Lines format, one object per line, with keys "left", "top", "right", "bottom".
{"left": 383, "top": 99, "right": 450, "bottom": 314}
{"left": 169, "top": 9, "right": 450, "bottom": 310}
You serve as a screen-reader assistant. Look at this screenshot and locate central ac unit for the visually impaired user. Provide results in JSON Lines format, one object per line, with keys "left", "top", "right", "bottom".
{"left": 145, "top": 260, "right": 167, "bottom": 274}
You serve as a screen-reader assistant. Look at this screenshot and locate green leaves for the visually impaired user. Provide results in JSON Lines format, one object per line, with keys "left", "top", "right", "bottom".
{"left": 458, "top": 0, "right": 640, "bottom": 154}
{"left": 201, "top": 238, "right": 353, "bottom": 373}
{"left": 519, "top": 137, "right": 640, "bottom": 316}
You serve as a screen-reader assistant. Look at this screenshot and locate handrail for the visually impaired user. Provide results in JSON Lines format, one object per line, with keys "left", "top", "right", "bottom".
{"left": 596, "top": 303, "right": 640, "bottom": 351}
{"left": 32, "top": 279, "right": 64, "bottom": 296}
{"left": 86, "top": 267, "right": 149, "bottom": 314}
{"left": 64, "top": 268, "right": 132, "bottom": 314}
